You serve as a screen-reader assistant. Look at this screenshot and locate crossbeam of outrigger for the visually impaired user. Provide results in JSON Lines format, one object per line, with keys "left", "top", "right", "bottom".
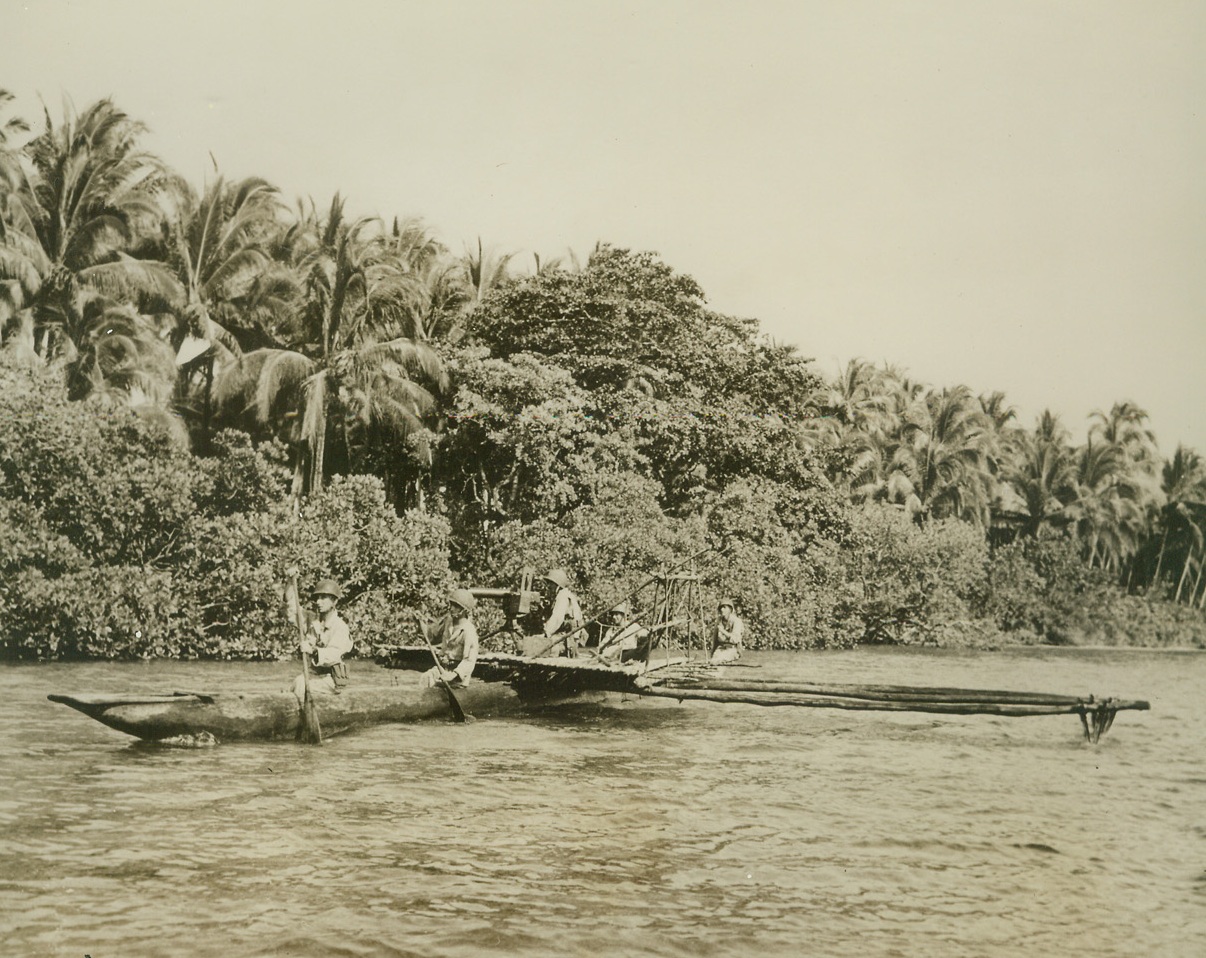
{"left": 631, "top": 670, "right": 1149, "bottom": 743}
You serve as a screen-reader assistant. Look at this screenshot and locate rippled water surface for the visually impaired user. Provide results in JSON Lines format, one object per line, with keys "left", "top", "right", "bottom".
{"left": 2, "top": 648, "right": 1204, "bottom": 957}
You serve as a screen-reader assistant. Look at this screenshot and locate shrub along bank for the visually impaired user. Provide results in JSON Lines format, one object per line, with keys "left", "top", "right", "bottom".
{"left": 1, "top": 354, "right": 1201, "bottom": 660}
{"left": 0, "top": 360, "right": 451, "bottom": 660}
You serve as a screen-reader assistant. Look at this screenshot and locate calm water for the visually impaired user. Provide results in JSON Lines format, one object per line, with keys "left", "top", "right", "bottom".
{"left": 1, "top": 648, "right": 1203, "bottom": 958}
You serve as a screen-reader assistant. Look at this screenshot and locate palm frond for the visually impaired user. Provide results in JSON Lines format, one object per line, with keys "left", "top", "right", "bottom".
{"left": 253, "top": 348, "right": 314, "bottom": 423}
{"left": 80, "top": 254, "right": 183, "bottom": 305}
{"left": 61, "top": 212, "right": 131, "bottom": 267}
{"left": 0, "top": 238, "right": 47, "bottom": 297}
{"left": 370, "top": 391, "right": 427, "bottom": 439}
{"left": 202, "top": 246, "right": 271, "bottom": 301}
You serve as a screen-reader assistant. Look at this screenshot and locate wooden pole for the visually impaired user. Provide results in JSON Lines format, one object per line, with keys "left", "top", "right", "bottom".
{"left": 651, "top": 677, "right": 1093, "bottom": 706}
{"left": 419, "top": 620, "right": 467, "bottom": 723}
{"left": 633, "top": 683, "right": 1149, "bottom": 718}
{"left": 653, "top": 676, "right": 1106, "bottom": 704}
{"left": 291, "top": 573, "right": 322, "bottom": 745}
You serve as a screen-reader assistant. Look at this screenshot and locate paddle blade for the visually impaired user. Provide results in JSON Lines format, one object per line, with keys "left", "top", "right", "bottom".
{"left": 299, "top": 690, "right": 323, "bottom": 744}
{"left": 443, "top": 684, "right": 467, "bottom": 723}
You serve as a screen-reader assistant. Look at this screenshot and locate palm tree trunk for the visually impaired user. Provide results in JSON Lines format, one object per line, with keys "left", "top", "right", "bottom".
{"left": 1190, "top": 550, "right": 1205, "bottom": 608}
{"left": 1153, "top": 525, "right": 1170, "bottom": 586}
{"left": 1174, "top": 554, "right": 1192, "bottom": 603}
{"left": 6, "top": 309, "right": 36, "bottom": 359}
{"left": 311, "top": 426, "right": 326, "bottom": 495}
{"left": 290, "top": 449, "right": 305, "bottom": 514}
{"left": 200, "top": 354, "right": 214, "bottom": 455}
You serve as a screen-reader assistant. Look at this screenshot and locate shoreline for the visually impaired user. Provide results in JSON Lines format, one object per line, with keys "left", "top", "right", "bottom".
{"left": 5, "top": 642, "right": 1206, "bottom": 667}
{"left": 989, "top": 642, "right": 1206, "bottom": 654}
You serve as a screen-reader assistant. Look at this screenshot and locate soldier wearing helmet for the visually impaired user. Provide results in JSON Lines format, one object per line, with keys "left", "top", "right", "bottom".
{"left": 419, "top": 588, "right": 480, "bottom": 689}
{"left": 539, "top": 568, "right": 584, "bottom": 655}
{"left": 290, "top": 576, "right": 353, "bottom": 703}
{"left": 596, "top": 601, "right": 649, "bottom": 663}
{"left": 711, "top": 597, "right": 744, "bottom": 664}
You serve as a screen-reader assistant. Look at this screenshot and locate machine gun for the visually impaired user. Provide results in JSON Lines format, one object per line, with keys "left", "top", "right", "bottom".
{"left": 469, "top": 566, "right": 543, "bottom": 646}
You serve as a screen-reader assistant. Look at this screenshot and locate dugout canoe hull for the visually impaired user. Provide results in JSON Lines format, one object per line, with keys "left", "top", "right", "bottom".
{"left": 48, "top": 682, "right": 527, "bottom": 743}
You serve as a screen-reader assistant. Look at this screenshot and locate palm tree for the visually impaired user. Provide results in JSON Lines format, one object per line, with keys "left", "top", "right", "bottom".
{"left": 167, "top": 176, "right": 289, "bottom": 350}
{"left": 1080, "top": 402, "right": 1164, "bottom": 576}
{"left": 890, "top": 385, "right": 995, "bottom": 526}
{"left": 0, "top": 98, "right": 178, "bottom": 359}
{"left": 165, "top": 175, "right": 297, "bottom": 447}
{"left": 0, "top": 93, "right": 41, "bottom": 346}
{"left": 879, "top": 365, "right": 926, "bottom": 426}
{"left": 1070, "top": 439, "right": 1147, "bottom": 572}
{"left": 215, "top": 195, "right": 444, "bottom": 504}
{"left": 847, "top": 429, "right": 924, "bottom": 518}
{"left": 811, "top": 359, "right": 894, "bottom": 482}
{"left": 382, "top": 216, "right": 467, "bottom": 343}
{"left": 826, "top": 358, "right": 892, "bottom": 435}
{"left": 1089, "top": 401, "right": 1159, "bottom": 471}
{"left": 63, "top": 297, "right": 177, "bottom": 406}
{"left": 461, "top": 237, "right": 516, "bottom": 305}
{"left": 1000, "top": 411, "right": 1078, "bottom": 537}
{"left": 1143, "top": 446, "right": 1206, "bottom": 600}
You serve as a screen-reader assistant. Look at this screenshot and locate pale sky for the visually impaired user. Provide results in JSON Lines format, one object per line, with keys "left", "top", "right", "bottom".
{"left": 9, "top": 0, "right": 1205, "bottom": 453}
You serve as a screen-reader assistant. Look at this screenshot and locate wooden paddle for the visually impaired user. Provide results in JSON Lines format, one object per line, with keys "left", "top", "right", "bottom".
{"left": 418, "top": 619, "right": 468, "bottom": 723}
{"left": 290, "top": 573, "right": 323, "bottom": 744}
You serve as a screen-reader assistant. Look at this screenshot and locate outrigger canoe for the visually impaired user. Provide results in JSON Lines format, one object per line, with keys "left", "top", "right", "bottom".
{"left": 48, "top": 682, "right": 528, "bottom": 743}
{"left": 51, "top": 650, "right": 1152, "bottom": 745}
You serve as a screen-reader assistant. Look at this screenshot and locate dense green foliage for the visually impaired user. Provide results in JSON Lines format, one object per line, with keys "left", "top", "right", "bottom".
{"left": 1, "top": 91, "right": 1203, "bottom": 659}
{"left": 0, "top": 360, "right": 449, "bottom": 658}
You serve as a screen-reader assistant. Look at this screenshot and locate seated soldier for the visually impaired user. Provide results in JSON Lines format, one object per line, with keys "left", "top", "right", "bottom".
{"left": 289, "top": 577, "right": 352, "bottom": 703}
{"left": 521, "top": 568, "right": 585, "bottom": 657}
{"left": 596, "top": 601, "right": 649, "bottom": 663}
{"left": 711, "top": 598, "right": 744, "bottom": 664}
{"left": 419, "top": 589, "right": 479, "bottom": 688}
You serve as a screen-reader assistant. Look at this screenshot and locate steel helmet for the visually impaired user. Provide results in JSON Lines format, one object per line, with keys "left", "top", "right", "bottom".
{"left": 449, "top": 588, "right": 477, "bottom": 612}
{"left": 311, "top": 579, "right": 343, "bottom": 600}
{"left": 544, "top": 568, "right": 571, "bottom": 590}
{"left": 717, "top": 597, "right": 736, "bottom": 610}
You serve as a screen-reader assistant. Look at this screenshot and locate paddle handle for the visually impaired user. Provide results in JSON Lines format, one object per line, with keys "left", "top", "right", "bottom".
{"left": 418, "top": 619, "right": 467, "bottom": 722}
{"left": 290, "top": 572, "right": 323, "bottom": 743}
{"left": 418, "top": 620, "right": 444, "bottom": 674}
{"left": 290, "top": 574, "right": 313, "bottom": 686}
{"left": 288, "top": 576, "right": 307, "bottom": 651}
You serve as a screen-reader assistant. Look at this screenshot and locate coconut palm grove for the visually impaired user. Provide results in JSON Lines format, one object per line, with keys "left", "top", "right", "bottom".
{"left": 1, "top": 94, "right": 1203, "bottom": 660}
